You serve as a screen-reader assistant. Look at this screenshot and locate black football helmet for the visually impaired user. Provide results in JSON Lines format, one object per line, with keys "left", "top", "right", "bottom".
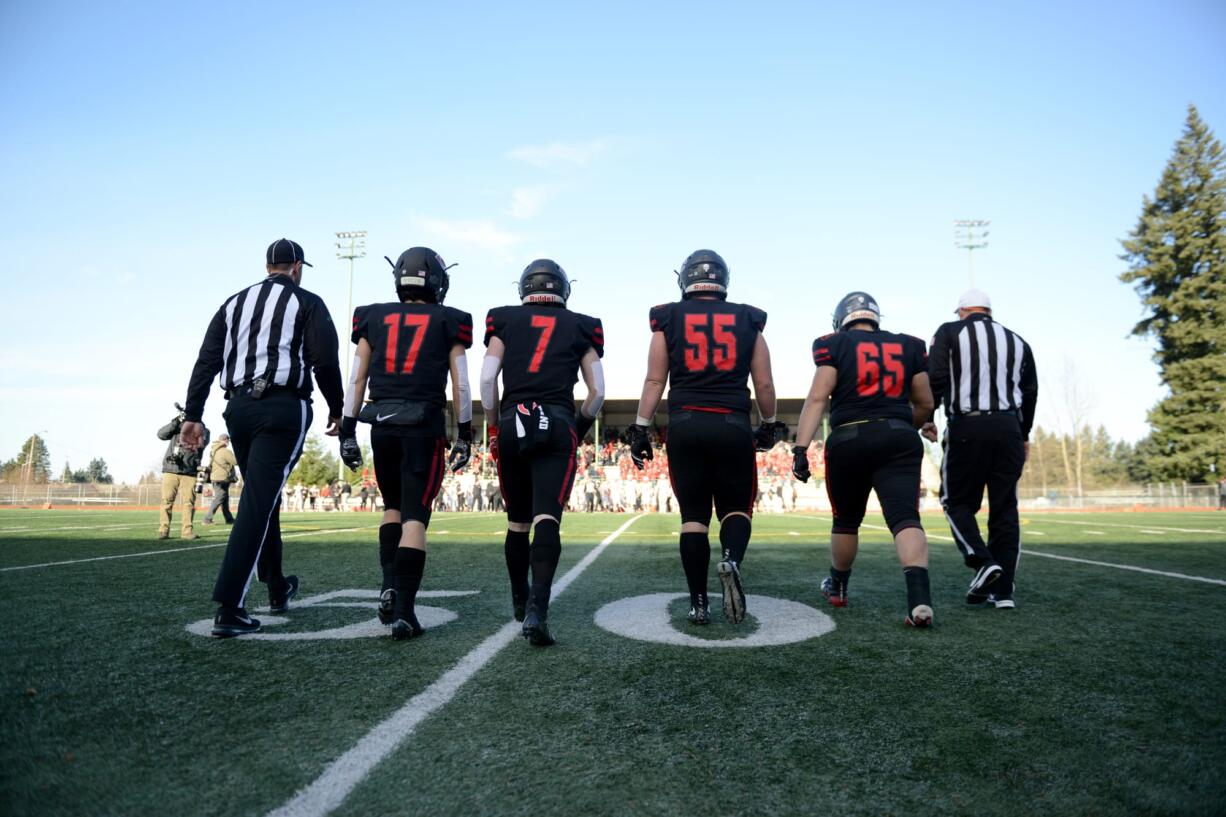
{"left": 390, "top": 247, "right": 450, "bottom": 303}
{"left": 518, "top": 259, "right": 570, "bottom": 306}
{"left": 677, "top": 249, "right": 729, "bottom": 300}
{"left": 832, "top": 291, "right": 881, "bottom": 331}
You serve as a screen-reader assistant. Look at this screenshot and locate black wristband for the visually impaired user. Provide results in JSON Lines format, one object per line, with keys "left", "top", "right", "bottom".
{"left": 341, "top": 416, "right": 358, "bottom": 436}
{"left": 792, "top": 445, "right": 808, "bottom": 456}
{"left": 457, "top": 420, "right": 473, "bottom": 442}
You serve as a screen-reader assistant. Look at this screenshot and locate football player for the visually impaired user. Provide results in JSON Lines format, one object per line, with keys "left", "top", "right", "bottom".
{"left": 629, "top": 250, "right": 784, "bottom": 625}
{"left": 338, "top": 247, "right": 474, "bottom": 640}
{"left": 481, "top": 260, "right": 605, "bottom": 646}
{"left": 791, "top": 292, "right": 936, "bottom": 628}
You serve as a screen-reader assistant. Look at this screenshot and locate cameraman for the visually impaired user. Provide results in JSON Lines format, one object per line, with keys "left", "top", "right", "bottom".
{"left": 157, "top": 406, "right": 209, "bottom": 540}
{"left": 202, "top": 434, "right": 238, "bottom": 525}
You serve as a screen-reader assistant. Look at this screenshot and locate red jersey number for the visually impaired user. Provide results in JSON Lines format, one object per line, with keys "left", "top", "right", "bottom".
{"left": 383, "top": 313, "right": 431, "bottom": 375}
{"left": 855, "top": 342, "right": 905, "bottom": 397}
{"left": 683, "top": 313, "right": 737, "bottom": 372}
{"left": 527, "top": 315, "right": 557, "bottom": 373}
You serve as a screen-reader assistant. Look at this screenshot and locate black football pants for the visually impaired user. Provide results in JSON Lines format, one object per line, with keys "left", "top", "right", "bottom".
{"left": 212, "top": 391, "right": 310, "bottom": 609}
{"left": 940, "top": 413, "right": 1025, "bottom": 595}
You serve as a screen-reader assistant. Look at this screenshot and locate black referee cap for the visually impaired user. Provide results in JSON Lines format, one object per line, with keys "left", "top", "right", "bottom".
{"left": 266, "top": 238, "right": 313, "bottom": 267}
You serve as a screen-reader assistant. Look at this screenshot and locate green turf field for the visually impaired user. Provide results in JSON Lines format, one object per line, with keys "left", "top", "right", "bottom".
{"left": 2, "top": 509, "right": 1224, "bottom": 816}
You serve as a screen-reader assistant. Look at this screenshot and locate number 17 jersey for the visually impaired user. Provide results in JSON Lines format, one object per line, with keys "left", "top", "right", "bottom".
{"left": 812, "top": 329, "right": 928, "bottom": 427}
{"left": 650, "top": 300, "right": 767, "bottom": 415}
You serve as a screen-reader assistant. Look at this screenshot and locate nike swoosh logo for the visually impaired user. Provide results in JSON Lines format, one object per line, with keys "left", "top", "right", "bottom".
{"left": 376, "top": 413, "right": 398, "bottom": 422}
{"left": 236, "top": 616, "right": 253, "bottom": 624}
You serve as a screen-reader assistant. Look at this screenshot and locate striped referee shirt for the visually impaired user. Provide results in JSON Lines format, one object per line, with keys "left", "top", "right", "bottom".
{"left": 182, "top": 275, "right": 344, "bottom": 422}
{"left": 928, "top": 312, "right": 1038, "bottom": 438}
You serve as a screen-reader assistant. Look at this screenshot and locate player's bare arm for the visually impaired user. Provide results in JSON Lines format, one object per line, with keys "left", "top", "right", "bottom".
{"left": 629, "top": 331, "right": 669, "bottom": 469}
{"left": 909, "top": 371, "right": 935, "bottom": 430}
{"left": 577, "top": 347, "right": 605, "bottom": 439}
{"left": 336, "top": 338, "right": 372, "bottom": 437}
{"left": 749, "top": 332, "right": 777, "bottom": 422}
{"left": 794, "top": 367, "right": 838, "bottom": 449}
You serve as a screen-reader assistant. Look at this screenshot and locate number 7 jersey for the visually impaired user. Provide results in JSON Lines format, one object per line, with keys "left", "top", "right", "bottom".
{"left": 650, "top": 300, "right": 767, "bottom": 414}
{"left": 484, "top": 304, "right": 604, "bottom": 413}
{"left": 812, "top": 329, "right": 928, "bottom": 426}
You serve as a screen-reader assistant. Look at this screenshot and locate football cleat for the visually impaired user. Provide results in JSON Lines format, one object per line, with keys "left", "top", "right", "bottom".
{"left": 967, "top": 563, "right": 1002, "bottom": 603}
{"left": 521, "top": 609, "right": 556, "bottom": 647}
{"left": 717, "top": 560, "right": 746, "bottom": 624}
{"left": 377, "top": 588, "right": 397, "bottom": 625}
{"left": 821, "top": 576, "right": 849, "bottom": 608}
{"left": 687, "top": 594, "right": 711, "bottom": 626}
{"left": 268, "top": 575, "right": 299, "bottom": 613}
{"left": 905, "top": 604, "right": 934, "bottom": 628}
{"left": 391, "top": 613, "right": 424, "bottom": 640}
{"left": 211, "top": 607, "right": 261, "bottom": 638}
{"left": 991, "top": 595, "right": 1016, "bottom": 610}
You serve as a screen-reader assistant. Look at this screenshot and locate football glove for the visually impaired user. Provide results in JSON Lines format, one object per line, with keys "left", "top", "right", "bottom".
{"left": 448, "top": 421, "right": 473, "bottom": 472}
{"left": 575, "top": 412, "right": 595, "bottom": 442}
{"left": 488, "top": 425, "right": 500, "bottom": 464}
{"left": 791, "top": 445, "right": 811, "bottom": 483}
{"left": 627, "top": 424, "right": 653, "bottom": 471}
{"left": 754, "top": 420, "right": 788, "bottom": 451}
{"left": 340, "top": 435, "right": 363, "bottom": 471}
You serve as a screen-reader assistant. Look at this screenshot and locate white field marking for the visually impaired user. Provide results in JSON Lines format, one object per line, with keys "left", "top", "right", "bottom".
{"left": 796, "top": 514, "right": 955, "bottom": 543}
{"left": 266, "top": 514, "right": 645, "bottom": 817}
{"left": 1140, "top": 530, "right": 1167, "bottom": 535}
{"left": 0, "top": 527, "right": 376, "bottom": 572}
{"left": 788, "top": 531, "right": 800, "bottom": 536}
{"left": 1086, "top": 531, "right": 1105, "bottom": 536}
{"left": 1023, "top": 518, "right": 1226, "bottom": 536}
{"left": 594, "top": 593, "right": 835, "bottom": 648}
{"left": 1021, "top": 549, "right": 1226, "bottom": 587}
{"left": 0, "top": 522, "right": 153, "bottom": 534}
{"left": 1028, "top": 531, "right": 1046, "bottom": 536}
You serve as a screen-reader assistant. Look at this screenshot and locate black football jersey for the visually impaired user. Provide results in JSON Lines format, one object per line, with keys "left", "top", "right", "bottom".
{"left": 812, "top": 329, "right": 928, "bottom": 426}
{"left": 352, "top": 302, "right": 473, "bottom": 408}
{"left": 650, "top": 300, "right": 767, "bottom": 414}
{"left": 484, "top": 304, "right": 604, "bottom": 413}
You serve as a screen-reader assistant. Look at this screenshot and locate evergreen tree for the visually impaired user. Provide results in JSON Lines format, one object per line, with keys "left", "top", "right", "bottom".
{"left": 3, "top": 435, "right": 53, "bottom": 483}
{"left": 1120, "top": 104, "right": 1226, "bottom": 482}
{"left": 86, "top": 458, "right": 114, "bottom": 484}
{"left": 289, "top": 434, "right": 340, "bottom": 486}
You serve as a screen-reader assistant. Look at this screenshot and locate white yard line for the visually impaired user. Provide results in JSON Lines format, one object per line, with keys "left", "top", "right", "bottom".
{"left": 0, "top": 527, "right": 376, "bottom": 572}
{"left": 1021, "top": 549, "right": 1226, "bottom": 587}
{"left": 0, "top": 523, "right": 154, "bottom": 534}
{"left": 266, "top": 514, "right": 645, "bottom": 817}
{"left": 1023, "top": 518, "right": 1226, "bottom": 536}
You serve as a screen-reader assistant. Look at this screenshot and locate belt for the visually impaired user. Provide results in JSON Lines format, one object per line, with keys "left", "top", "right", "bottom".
{"left": 951, "top": 409, "right": 1018, "bottom": 418}
{"left": 225, "top": 383, "right": 305, "bottom": 400}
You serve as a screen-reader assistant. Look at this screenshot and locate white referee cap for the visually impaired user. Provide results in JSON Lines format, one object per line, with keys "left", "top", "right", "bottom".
{"left": 955, "top": 288, "right": 992, "bottom": 313}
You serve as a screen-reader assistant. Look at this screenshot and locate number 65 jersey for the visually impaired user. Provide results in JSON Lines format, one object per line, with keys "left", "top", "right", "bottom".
{"left": 650, "top": 300, "right": 767, "bottom": 415}
{"left": 484, "top": 305, "right": 604, "bottom": 414}
{"left": 812, "top": 329, "right": 928, "bottom": 427}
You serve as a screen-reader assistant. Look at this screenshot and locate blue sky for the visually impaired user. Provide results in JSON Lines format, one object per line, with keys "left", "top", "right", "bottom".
{"left": 1, "top": 1, "right": 1224, "bottom": 481}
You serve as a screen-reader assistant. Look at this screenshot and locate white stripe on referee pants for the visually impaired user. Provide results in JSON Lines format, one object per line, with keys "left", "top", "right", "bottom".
{"left": 940, "top": 435, "right": 976, "bottom": 558}
{"left": 238, "top": 399, "right": 308, "bottom": 608}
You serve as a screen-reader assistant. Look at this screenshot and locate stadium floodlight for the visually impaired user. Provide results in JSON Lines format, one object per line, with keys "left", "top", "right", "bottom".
{"left": 336, "top": 230, "right": 368, "bottom": 481}
{"left": 953, "top": 219, "right": 990, "bottom": 287}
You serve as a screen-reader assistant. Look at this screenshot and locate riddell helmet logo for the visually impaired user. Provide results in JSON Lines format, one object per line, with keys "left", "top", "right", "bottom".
{"left": 525, "top": 293, "right": 562, "bottom": 303}
{"left": 688, "top": 282, "right": 724, "bottom": 291}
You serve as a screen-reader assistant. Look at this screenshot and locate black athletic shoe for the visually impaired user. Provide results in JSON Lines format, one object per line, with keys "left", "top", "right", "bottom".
{"left": 377, "top": 588, "right": 396, "bottom": 625}
{"left": 211, "top": 607, "right": 261, "bottom": 638}
{"left": 967, "top": 563, "right": 1002, "bottom": 604}
{"left": 522, "top": 609, "right": 556, "bottom": 647}
{"left": 268, "top": 575, "right": 299, "bottom": 613}
{"left": 391, "top": 613, "right": 423, "bottom": 640}
{"left": 687, "top": 593, "right": 711, "bottom": 625}
{"left": 987, "top": 594, "right": 1016, "bottom": 609}
{"left": 821, "top": 576, "right": 849, "bottom": 608}
{"left": 717, "top": 559, "right": 746, "bottom": 624}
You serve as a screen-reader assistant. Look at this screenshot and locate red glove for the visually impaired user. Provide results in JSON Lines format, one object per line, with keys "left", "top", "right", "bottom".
{"left": 488, "top": 425, "right": 500, "bottom": 464}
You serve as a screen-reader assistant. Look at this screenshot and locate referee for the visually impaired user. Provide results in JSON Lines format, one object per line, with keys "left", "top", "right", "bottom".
{"left": 180, "top": 238, "right": 344, "bottom": 637}
{"left": 924, "top": 288, "right": 1037, "bottom": 609}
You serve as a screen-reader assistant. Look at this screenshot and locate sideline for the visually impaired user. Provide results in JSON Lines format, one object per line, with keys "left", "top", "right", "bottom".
{"left": 0, "top": 527, "right": 376, "bottom": 573}
{"left": 1021, "top": 549, "right": 1226, "bottom": 586}
{"left": 266, "top": 514, "right": 645, "bottom": 817}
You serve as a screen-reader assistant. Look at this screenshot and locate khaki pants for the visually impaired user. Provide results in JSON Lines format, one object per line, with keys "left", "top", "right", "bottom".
{"left": 160, "top": 473, "right": 198, "bottom": 535}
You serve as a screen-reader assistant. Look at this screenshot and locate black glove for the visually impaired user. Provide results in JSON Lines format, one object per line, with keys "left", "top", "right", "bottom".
{"left": 754, "top": 420, "right": 788, "bottom": 451}
{"left": 791, "top": 445, "right": 811, "bottom": 483}
{"left": 575, "top": 413, "right": 595, "bottom": 442}
{"left": 339, "top": 416, "right": 362, "bottom": 471}
{"left": 627, "top": 424, "right": 653, "bottom": 471}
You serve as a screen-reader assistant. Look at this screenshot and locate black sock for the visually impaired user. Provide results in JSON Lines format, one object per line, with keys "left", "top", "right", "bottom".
{"left": 719, "top": 515, "right": 752, "bottom": 565}
{"left": 378, "top": 523, "right": 400, "bottom": 591}
{"left": 830, "top": 566, "right": 852, "bottom": 591}
{"left": 529, "top": 520, "right": 561, "bottom": 615}
{"left": 903, "top": 566, "right": 931, "bottom": 609}
{"left": 504, "top": 529, "right": 531, "bottom": 604}
{"left": 679, "top": 532, "right": 711, "bottom": 603}
{"left": 393, "top": 547, "right": 426, "bottom": 619}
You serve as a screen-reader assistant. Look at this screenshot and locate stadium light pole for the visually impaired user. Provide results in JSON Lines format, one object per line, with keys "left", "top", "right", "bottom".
{"left": 336, "top": 230, "right": 367, "bottom": 482}
{"left": 953, "top": 219, "right": 990, "bottom": 287}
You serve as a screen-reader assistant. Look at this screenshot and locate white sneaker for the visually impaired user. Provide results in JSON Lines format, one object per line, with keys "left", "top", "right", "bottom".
{"left": 994, "top": 598, "right": 1015, "bottom": 610}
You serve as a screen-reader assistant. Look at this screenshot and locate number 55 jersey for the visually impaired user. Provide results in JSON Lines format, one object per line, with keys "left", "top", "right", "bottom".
{"left": 649, "top": 300, "right": 767, "bottom": 414}
{"left": 812, "top": 330, "right": 928, "bottom": 426}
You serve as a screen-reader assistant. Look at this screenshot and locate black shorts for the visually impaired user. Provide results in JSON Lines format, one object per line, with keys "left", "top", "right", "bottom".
{"left": 496, "top": 404, "right": 579, "bottom": 525}
{"left": 371, "top": 428, "right": 447, "bottom": 525}
{"left": 823, "top": 418, "right": 923, "bottom": 536}
{"left": 665, "top": 410, "right": 757, "bottom": 526}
